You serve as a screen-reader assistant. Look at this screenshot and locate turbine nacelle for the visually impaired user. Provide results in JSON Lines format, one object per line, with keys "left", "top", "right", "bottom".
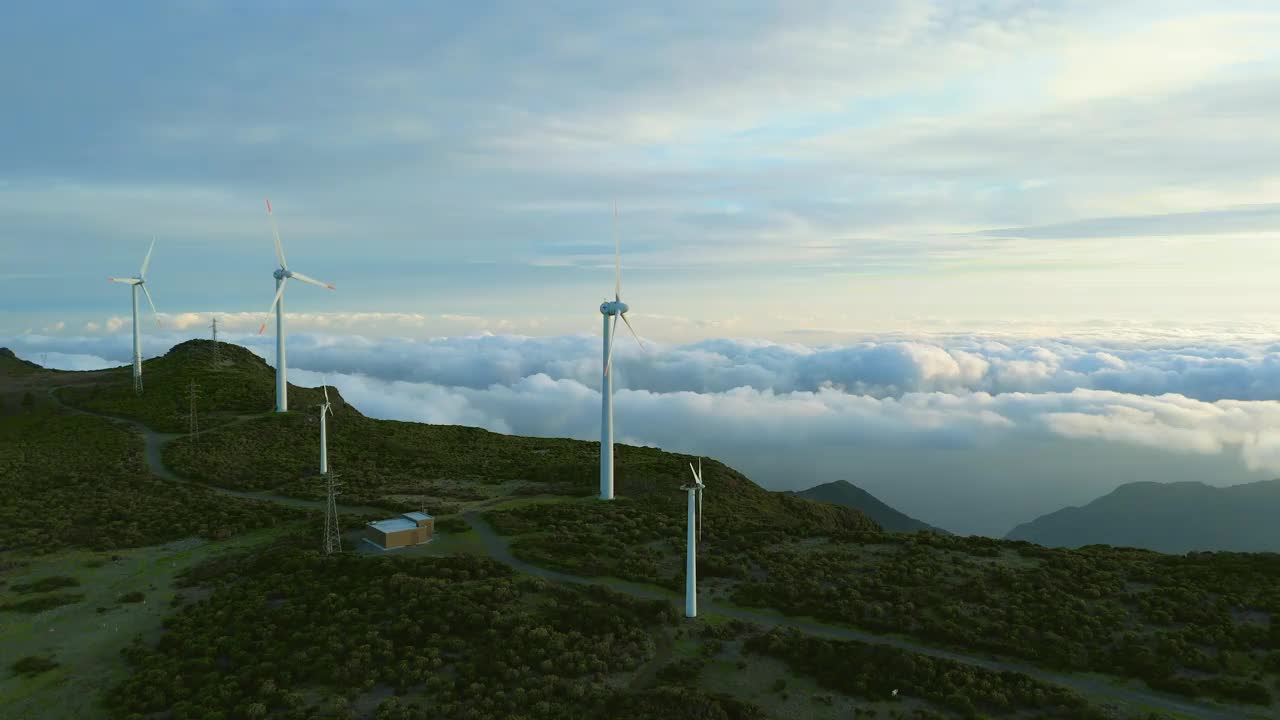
{"left": 600, "top": 300, "right": 629, "bottom": 316}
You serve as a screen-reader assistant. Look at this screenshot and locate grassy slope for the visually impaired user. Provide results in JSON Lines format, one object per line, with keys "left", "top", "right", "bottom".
{"left": 43, "top": 338, "right": 1280, "bottom": 713}
{"left": 0, "top": 530, "right": 290, "bottom": 720}
{"left": 53, "top": 341, "right": 877, "bottom": 536}
{"left": 0, "top": 409, "right": 302, "bottom": 552}
{"left": 55, "top": 339, "right": 351, "bottom": 433}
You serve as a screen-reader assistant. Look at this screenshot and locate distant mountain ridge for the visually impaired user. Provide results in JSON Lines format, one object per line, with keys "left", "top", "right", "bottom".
{"left": 1005, "top": 479, "right": 1280, "bottom": 553}
{"left": 788, "top": 480, "right": 950, "bottom": 534}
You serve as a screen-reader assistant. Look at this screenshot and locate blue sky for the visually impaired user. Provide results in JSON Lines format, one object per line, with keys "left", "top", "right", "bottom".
{"left": 6, "top": 2, "right": 1280, "bottom": 533}
{"left": 3, "top": 0, "right": 1279, "bottom": 339}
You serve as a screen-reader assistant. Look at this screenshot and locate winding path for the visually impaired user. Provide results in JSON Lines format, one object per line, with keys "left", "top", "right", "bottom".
{"left": 47, "top": 385, "right": 389, "bottom": 515}
{"left": 462, "top": 513, "right": 1260, "bottom": 720}
{"left": 46, "top": 384, "right": 1270, "bottom": 720}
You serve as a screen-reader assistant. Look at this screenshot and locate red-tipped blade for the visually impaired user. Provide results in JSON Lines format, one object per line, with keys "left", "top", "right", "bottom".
{"left": 265, "top": 197, "right": 272, "bottom": 214}
{"left": 258, "top": 323, "right": 267, "bottom": 335}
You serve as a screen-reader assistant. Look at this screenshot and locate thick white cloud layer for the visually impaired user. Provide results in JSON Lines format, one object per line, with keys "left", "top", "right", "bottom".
{"left": 10, "top": 329, "right": 1280, "bottom": 534}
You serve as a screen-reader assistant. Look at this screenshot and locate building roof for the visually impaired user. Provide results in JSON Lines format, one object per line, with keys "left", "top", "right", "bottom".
{"left": 403, "top": 511, "right": 433, "bottom": 522}
{"left": 368, "top": 517, "right": 419, "bottom": 534}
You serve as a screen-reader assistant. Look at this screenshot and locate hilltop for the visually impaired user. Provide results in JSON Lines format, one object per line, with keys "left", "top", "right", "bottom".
{"left": 6, "top": 338, "right": 1280, "bottom": 717}
{"left": 0, "top": 347, "right": 43, "bottom": 375}
{"left": 1005, "top": 479, "right": 1280, "bottom": 553}
{"left": 787, "top": 480, "right": 950, "bottom": 534}
{"left": 54, "top": 339, "right": 360, "bottom": 432}
{"left": 56, "top": 339, "right": 883, "bottom": 535}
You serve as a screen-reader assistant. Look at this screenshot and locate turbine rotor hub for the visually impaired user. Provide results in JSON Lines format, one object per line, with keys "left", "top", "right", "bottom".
{"left": 600, "top": 300, "right": 629, "bottom": 315}
{"left": 273, "top": 268, "right": 288, "bottom": 280}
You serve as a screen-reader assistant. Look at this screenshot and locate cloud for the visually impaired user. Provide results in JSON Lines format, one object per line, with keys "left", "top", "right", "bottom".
{"left": 105, "top": 316, "right": 126, "bottom": 333}
{"left": 11, "top": 328, "right": 1280, "bottom": 535}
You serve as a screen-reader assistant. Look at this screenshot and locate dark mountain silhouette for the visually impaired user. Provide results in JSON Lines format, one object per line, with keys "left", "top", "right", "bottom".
{"left": 1005, "top": 480, "right": 1280, "bottom": 553}
{"left": 789, "top": 479, "right": 949, "bottom": 534}
{"left": 0, "top": 348, "right": 43, "bottom": 375}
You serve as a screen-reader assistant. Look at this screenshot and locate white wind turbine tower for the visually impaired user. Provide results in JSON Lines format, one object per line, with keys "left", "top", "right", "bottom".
{"left": 599, "top": 204, "right": 645, "bottom": 500}
{"left": 319, "top": 381, "right": 342, "bottom": 554}
{"left": 107, "top": 239, "right": 161, "bottom": 394}
{"left": 319, "top": 382, "right": 333, "bottom": 475}
{"left": 683, "top": 458, "right": 706, "bottom": 618}
{"left": 257, "top": 198, "right": 335, "bottom": 412}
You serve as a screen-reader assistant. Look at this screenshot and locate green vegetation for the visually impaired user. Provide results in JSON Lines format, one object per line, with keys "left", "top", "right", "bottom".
{"left": 11, "top": 656, "right": 59, "bottom": 676}
{"left": 746, "top": 628, "right": 1108, "bottom": 719}
{"left": 483, "top": 465, "right": 880, "bottom": 591}
{"left": 11, "top": 575, "right": 79, "bottom": 593}
{"left": 488, "top": 497, "right": 1280, "bottom": 707}
{"left": 432, "top": 516, "right": 470, "bottom": 534}
{"left": 0, "top": 531, "right": 294, "bottom": 720}
{"left": 106, "top": 546, "right": 762, "bottom": 720}
{"left": 0, "top": 410, "right": 302, "bottom": 552}
{"left": 729, "top": 534, "right": 1280, "bottom": 706}
{"left": 55, "top": 340, "right": 337, "bottom": 433}
{"left": 103, "top": 539, "right": 1140, "bottom": 719}
{"left": 0, "top": 592, "right": 85, "bottom": 612}
{"left": 0, "top": 348, "right": 43, "bottom": 376}
{"left": 19, "top": 338, "right": 1280, "bottom": 716}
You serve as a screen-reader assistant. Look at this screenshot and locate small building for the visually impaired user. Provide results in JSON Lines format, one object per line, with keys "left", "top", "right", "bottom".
{"left": 364, "top": 511, "right": 434, "bottom": 551}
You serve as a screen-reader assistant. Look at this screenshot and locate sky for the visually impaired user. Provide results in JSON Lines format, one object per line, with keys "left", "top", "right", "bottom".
{"left": 3, "top": 2, "right": 1280, "bottom": 535}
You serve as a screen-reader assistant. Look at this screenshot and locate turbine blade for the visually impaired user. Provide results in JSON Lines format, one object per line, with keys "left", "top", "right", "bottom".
{"left": 323, "top": 383, "right": 330, "bottom": 405}
{"left": 258, "top": 278, "right": 288, "bottom": 335}
{"left": 613, "top": 201, "right": 620, "bottom": 301}
{"left": 689, "top": 462, "right": 700, "bottom": 484}
{"left": 140, "top": 284, "right": 161, "bottom": 327}
{"left": 290, "top": 271, "right": 335, "bottom": 290}
{"left": 107, "top": 277, "right": 140, "bottom": 285}
{"left": 140, "top": 238, "right": 156, "bottom": 278}
{"left": 603, "top": 314, "right": 619, "bottom": 376}
{"left": 620, "top": 312, "right": 646, "bottom": 351}
{"left": 267, "top": 197, "right": 288, "bottom": 269}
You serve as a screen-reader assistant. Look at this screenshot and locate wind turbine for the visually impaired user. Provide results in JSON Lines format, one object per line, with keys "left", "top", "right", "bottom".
{"left": 319, "top": 380, "right": 342, "bottom": 554}
{"left": 319, "top": 381, "right": 333, "bottom": 475}
{"left": 257, "top": 198, "right": 335, "bottom": 412}
{"left": 599, "top": 203, "right": 645, "bottom": 500}
{"left": 683, "top": 458, "right": 706, "bottom": 618}
{"left": 106, "top": 239, "right": 160, "bottom": 394}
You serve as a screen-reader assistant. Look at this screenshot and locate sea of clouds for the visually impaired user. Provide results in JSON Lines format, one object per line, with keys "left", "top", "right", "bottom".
{"left": 10, "top": 329, "right": 1280, "bottom": 536}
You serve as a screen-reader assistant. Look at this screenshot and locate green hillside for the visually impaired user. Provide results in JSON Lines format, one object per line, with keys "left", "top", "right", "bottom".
{"left": 1006, "top": 480, "right": 1280, "bottom": 553}
{"left": 0, "top": 409, "right": 299, "bottom": 552}
{"left": 787, "top": 480, "right": 950, "bottom": 534}
{"left": 17, "top": 338, "right": 1280, "bottom": 716}
{"left": 0, "top": 348, "right": 42, "bottom": 376}
{"left": 63, "top": 342, "right": 877, "bottom": 540}
{"left": 54, "top": 339, "right": 351, "bottom": 433}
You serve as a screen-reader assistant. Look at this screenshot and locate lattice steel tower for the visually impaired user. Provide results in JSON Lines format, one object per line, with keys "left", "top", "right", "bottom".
{"left": 323, "top": 471, "right": 342, "bottom": 554}
{"left": 210, "top": 316, "right": 222, "bottom": 368}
